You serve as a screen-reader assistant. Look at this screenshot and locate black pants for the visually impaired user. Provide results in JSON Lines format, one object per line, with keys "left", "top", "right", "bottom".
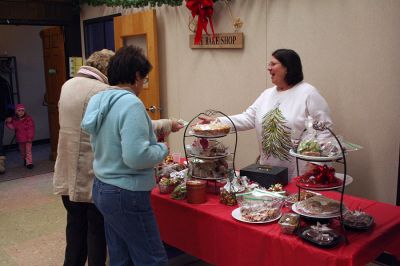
{"left": 62, "top": 196, "right": 107, "bottom": 266}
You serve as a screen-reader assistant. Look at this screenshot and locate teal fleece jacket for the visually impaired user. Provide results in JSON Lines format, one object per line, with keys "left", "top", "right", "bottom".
{"left": 81, "top": 89, "right": 168, "bottom": 191}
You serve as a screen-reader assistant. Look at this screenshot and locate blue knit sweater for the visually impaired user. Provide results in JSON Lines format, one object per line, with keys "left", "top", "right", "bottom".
{"left": 81, "top": 89, "right": 168, "bottom": 191}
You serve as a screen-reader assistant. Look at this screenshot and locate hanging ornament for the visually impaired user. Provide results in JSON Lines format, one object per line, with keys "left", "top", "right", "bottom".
{"left": 223, "top": 0, "right": 243, "bottom": 32}
{"left": 186, "top": 0, "right": 216, "bottom": 44}
{"left": 261, "top": 106, "right": 292, "bottom": 161}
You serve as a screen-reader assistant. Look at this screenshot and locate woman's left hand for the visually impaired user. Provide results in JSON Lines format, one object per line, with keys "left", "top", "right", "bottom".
{"left": 197, "top": 116, "right": 215, "bottom": 124}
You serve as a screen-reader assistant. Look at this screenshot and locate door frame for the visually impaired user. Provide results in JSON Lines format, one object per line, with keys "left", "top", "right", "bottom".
{"left": 113, "top": 9, "right": 161, "bottom": 120}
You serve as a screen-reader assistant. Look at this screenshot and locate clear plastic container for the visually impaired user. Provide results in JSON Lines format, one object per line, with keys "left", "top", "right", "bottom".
{"left": 278, "top": 213, "right": 300, "bottom": 234}
{"left": 236, "top": 189, "right": 284, "bottom": 222}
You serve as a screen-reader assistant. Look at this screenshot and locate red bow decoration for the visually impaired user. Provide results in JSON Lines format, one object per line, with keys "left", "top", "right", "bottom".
{"left": 186, "top": 0, "right": 215, "bottom": 44}
{"left": 199, "top": 138, "right": 209, "bottom": 150}
{"left": 301, "top": 164, "right": 337, "bottom": 184}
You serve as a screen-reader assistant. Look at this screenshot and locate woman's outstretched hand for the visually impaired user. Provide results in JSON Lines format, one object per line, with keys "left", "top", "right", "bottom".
{"left": 197, "top": 116, "right": 216, "bottom": 124}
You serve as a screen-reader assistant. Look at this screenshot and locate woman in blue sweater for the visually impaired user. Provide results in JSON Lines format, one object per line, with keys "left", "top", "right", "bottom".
{"left": 81, "top": 45, "right": 168, "bottom": 266}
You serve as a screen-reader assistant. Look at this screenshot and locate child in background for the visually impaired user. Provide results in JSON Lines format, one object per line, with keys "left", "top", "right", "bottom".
{"left": 5, "top": 104, "right": 35, "bottom": 169}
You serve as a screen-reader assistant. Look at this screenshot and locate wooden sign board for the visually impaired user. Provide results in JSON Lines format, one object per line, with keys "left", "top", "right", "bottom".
{"left": 190, "top": 32, "right": 243, "bottom": 49}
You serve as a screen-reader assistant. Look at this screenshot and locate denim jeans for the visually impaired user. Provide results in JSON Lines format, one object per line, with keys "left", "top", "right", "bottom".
{"left": 0, "top": 120, "right": 4, "bottom": 156}
{"left": 93, "top": 178, "right": 167, "bottom": 266}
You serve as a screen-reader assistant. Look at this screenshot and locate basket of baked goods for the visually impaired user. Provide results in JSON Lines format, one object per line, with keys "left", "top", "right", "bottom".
{"left": 155, "top": 160, "right": 187, "bottom": 180}
{"left": 156, "top": 161, "right": 187, "bottom": 194}
{"left": 231, "top": 189, "right": 285, "bottom": 224}
{"left": 158, "top": 177, "right": 181, "bottom": 194}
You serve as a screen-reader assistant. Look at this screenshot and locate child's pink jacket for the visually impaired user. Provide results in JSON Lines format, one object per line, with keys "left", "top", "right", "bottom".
{"left": 6, "top": 115, "right": 35, "bottom": 143}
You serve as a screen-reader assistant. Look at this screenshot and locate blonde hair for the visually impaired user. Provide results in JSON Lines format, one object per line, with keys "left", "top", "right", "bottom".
{"left": 85, "top": 49, "right": 115, "bottom": 76}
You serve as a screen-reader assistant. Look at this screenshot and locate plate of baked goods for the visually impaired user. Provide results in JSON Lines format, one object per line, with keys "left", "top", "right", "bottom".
{"left": 289, "top": 149, "right": 343, "bottom": 162}
{"left": 292, "top": 195, "right": 347, "bottom": 219}
{"left": 188, "top": 153, "right": 229, "bottom": 160}
{"left": 231, "top": 207, "right": 282, "bottom": 224}
{"left": 295, "top": 173, "right": 353, "bottom": 190}
{"left": 190, "top": 123, "right": 231, "bottom": 138}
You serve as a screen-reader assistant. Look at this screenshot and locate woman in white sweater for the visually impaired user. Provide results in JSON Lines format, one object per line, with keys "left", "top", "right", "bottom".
{"left": 217, "top": 49, "right": 333, "bottom": 179}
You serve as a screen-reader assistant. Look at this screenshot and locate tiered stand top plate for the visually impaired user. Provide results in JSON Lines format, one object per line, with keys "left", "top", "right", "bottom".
{"left": 289, "top": 149, "right": 343, "bottom": 162}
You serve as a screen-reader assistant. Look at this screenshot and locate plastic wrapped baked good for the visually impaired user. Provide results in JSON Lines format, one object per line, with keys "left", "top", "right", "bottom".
{"left": 267, "top": 183, "right": 286, "bottom": 196}
{"left": 278, "top": 213, "right": 300, "bottom": 234}
{"left": 170, "top": 183, "right": 187, "bottom": 200}
{"left": 236, "top": 189, "right": 284, "bottom": 222}
{"left": 188, "top": 158, "right": 228, "bottom": 179}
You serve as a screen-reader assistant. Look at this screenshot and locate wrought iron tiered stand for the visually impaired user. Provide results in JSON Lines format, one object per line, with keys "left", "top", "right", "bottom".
{"left": 183, "top": 109, "right": 238, "bottom": 192}
{"left": 290, "top": 122, "right": 349, "bottom": 244}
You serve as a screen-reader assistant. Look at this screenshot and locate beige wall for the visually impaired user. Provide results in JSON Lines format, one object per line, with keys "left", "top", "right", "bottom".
{"left": 81, "top": 0, "right": 400, "bottom": 204}
{"left": 267, "top": 0, "right": 400, "bottom": 204}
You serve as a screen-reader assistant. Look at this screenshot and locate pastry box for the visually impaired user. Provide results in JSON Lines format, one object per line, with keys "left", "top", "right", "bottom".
{"left": 240, "top": 164, "right": 288, "bottom": 189}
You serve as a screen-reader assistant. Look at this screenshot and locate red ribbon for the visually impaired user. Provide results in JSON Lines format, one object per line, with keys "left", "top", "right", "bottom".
{"left": 199, "top": 138, "right": 209, "bottom": 150}
{"left": 302, "top": 165, "right": 336, "bottom": 184}
{"left": 186, "top": 0, "right": 215, "bottom": 44}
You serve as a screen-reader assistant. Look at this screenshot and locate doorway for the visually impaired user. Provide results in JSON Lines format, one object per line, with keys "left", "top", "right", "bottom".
{"left": 0, "top": 21, "right": 81, "bottom": 162}
{"left": 0, "top": 25, "right": 51, "bottom": 151}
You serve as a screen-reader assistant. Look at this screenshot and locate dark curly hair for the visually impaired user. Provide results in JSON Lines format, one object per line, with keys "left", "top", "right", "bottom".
{"left": 107, "top": 45, "right": 152, "bottom": 86}
{"left": 272, "top": 49, "right": 304, "bottom": 86}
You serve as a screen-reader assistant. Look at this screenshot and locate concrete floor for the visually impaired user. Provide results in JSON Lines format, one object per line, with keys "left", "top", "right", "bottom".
{"left": 0, "top": 173, "right": 65, "bottom": 265}
{"left": 0, "top": 172, "right": 212, "bottom": 266}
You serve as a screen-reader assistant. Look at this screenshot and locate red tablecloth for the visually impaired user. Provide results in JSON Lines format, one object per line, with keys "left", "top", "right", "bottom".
{"left": 151, "top": 183, "right": 400, "bottom": 266}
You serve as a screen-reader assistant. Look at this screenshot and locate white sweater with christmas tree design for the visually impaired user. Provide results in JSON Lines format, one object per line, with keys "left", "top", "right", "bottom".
{"left": 219, "top": 81, "right": 333, "bottom": 179}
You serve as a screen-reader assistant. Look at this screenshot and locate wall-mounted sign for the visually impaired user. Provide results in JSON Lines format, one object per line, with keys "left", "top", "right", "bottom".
{"left": 190, "top": 33, "right": 243, "bottom": 49}
{"left": 69, "top": 57, "right": 83, "bottom": 77}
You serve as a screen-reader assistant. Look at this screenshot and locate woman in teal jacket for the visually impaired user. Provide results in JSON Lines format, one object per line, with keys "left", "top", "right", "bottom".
{"left": 81, "top": 45, "right": 168, "bottom": 266}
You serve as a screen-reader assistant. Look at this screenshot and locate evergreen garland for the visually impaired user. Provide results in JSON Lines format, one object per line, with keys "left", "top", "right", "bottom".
{"left": 261, "top": 106, "right": 292, "bottom": 161}
{"left": 79, "top": 0, "right": 209, "bottom": 8}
